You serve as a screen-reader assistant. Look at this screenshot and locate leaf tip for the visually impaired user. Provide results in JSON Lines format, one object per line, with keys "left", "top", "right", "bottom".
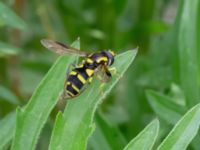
{"left": 77, "top": 36, "right": 80, "bottom": 41}
{"left": 152, "top": 118, "right": 160, "bottom": 128}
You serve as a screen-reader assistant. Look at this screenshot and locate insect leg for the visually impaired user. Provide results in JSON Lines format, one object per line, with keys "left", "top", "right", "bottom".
{"left": 108, "top": 67, "right": 117, "bottom": 74}
{"left": 94, "top": 65, "right": 112, "bottom": 83}
{"left": 109, "top": 67, "right": 122, "bottom": 79}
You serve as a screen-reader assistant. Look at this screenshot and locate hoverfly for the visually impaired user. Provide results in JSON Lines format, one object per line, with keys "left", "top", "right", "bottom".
{"left": 41, "top": 39, "right": 116, "bottom": 99}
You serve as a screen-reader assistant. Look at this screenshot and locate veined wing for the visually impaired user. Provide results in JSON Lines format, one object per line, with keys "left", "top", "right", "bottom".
{"left": 41, "top": 39, "right": 88, "bottom": 57}
{"left": 95, "top": 65, "right": 112, "bottom": 83}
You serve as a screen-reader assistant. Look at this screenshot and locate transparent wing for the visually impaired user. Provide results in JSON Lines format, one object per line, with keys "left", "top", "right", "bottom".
{"left": 41, "top": 39, "right": 88, "bottom": 57}
{"left": 95, "top": 65, "right": 112, "bottom": 83}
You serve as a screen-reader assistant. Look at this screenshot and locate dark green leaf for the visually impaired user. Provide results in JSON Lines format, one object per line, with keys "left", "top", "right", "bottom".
{"left": 0, "top": 85, "right": 19, "bottom": 105}
{"left": 89, "top": 112, "right": 126, "bottom": 150}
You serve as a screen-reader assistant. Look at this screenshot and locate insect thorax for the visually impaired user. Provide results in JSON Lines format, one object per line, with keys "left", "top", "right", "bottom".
{"left": 86, "top": 51, "right": 112, "bottom": 66}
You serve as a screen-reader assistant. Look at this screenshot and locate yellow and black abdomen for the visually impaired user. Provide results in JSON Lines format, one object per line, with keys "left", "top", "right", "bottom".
{"left": 65, "top": 64, "right": 94, "bottom": 98}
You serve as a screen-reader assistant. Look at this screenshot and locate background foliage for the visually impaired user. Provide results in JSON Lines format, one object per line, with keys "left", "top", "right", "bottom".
{"left": 0, "top": 0, "right": 200, "bottom": 150}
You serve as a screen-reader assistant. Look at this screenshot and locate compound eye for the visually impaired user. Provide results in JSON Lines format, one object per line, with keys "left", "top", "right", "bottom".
{"left": 102, "top": 50, "right": 115, "bottom": 66}
{"left": 108, "top": 57, "right": 114, "bottom": 66}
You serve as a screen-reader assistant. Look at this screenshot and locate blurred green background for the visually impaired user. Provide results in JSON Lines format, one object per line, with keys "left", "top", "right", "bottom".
{"left": 0, "top": 0, "right": 200, "bottom": 149}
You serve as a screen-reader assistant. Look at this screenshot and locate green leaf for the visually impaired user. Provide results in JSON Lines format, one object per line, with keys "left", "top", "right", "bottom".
{"left": 123, "top": 119, "right": 159, "bottom": 150}
{"left": 168, "top": 84, "right": 185, "bottom": 106}
{"left": 0, "top": 2, "right": 26, "bottom": 29}
{"left": 89, "top": 112, "right": 126, "bottom": 150}
{"left": 0, "top": 42, "right": 22, "bottom": 57}
{"left": 157, "top": 103, "right": 200, "bottom": 150}
{"left": 146, "top": 90, "right": 187, "bottom": 125}
{"left": 0, "top": 112, "right": 16, "bottom": 149}
{"left": 178, "top": 0, "right": 200, "bottom": 107}
{"left": 11, "top": 39, "right": 79, "bottom": 150}
{"left": 0, "top": 85, "right": 19, "bottom": 104}
{"left": 49, "top": 49, "right": 138, "bottom": 149}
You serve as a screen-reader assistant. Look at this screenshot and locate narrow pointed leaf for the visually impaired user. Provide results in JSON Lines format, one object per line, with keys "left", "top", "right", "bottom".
{"left": 0, "top": 42, "right": 22, "bottom": 57}
{"left": 178, "top": 0, "right": 200, "bottom": 106}
{"left": 11, "top": 40, "right": 79, "bottom": 150}
{"left": 123, "top": 119, "right": 159, "bottom": 150}
{"left": 0, "top": 112, "right": 16, "bottom": 149}
{"left": 0, "top": 85, "right": 19, "bottom": 104}
{"left": 157, "top": 104, "right": 200, "bottom": 150}
{"left": 0, "top": 2, "right": 26, "bottom": 29}
{"left": 146, "top": 90, "right": 186, "bottom": 124}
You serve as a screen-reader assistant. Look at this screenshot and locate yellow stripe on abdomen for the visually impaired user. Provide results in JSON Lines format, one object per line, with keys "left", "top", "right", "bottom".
{"left": 77, "top": 74, "right": 86, "bottom": 84}
{"left": 67, "top": 90, "right": 75, "bottom": 97}
{"left": 71, "top": 84, "right": 80, "bottom": 93}
{"left": 70, "top": 71, "right": 77, "bottom": 75}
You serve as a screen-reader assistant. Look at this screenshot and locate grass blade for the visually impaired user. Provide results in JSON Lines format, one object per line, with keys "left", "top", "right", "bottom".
{"left": 0, "top": 42, "right": 22, "bottom": 57}
{"left": 146, "top": 90, "right": 200, "bottom": 150}
{"left": 0, "top": 2, "right": 26, "bottom": 29}
{"left": 11, "top": 40, "right": 79, "bottom": 150}
{"left": 146, "top": 90, "right": 186, "bottom": 124}
{"left": 49, "top": 49, "right": 138, "bottom": 150}
{"left": 0, "top": 85, "right": 19, "bottom": 105}
{"left": 123, "top": 119, "right": 159, "bottom": 150}
{"left": 157, "top": 103, "right": 200, "bottom": 150}
{"left": 178, "top": 0, "right": 200, "bottom": 107}
{"left": 89, "top": 112, "right": 126, "bottom": 150}
{"left": 0, "top": 112, "right": 16, "bottom": 149}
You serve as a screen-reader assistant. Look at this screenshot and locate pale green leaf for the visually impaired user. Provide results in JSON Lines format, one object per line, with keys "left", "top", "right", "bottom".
{"left": 0, "top": 2, "right": 26, "bottom": 29}
{"left": 146, "top": 90, "right": 186, "bottom": 125}
{"left": 123, "top": 119, "right": 159, "bottom": 150}
{"left": 157, "top": 104, "right": 200, "bottom": 150}
{"left": 178, "top": 0, "right": 200, "bottom": 107}
{"left": 0, "top": 112, "right": 16, "bottom": 150}
{"left": 11, "top": 39, "right": 79, "bottom": 150}
{"left": 0, "top": 42, "right": 22, "bottom": 57}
